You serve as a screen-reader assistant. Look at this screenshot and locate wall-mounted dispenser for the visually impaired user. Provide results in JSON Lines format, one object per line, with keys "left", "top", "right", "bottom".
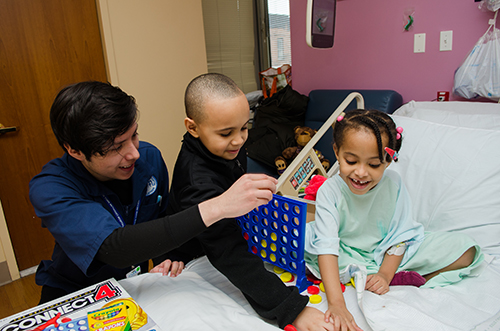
{"left": 306, "top": 0, "right": 336, "bottom": 48}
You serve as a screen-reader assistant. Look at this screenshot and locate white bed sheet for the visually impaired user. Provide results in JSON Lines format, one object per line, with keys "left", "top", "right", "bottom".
{"left": 119, "top": 258, "right": 279, "bottom": 331}
{"left": 119, "top": 256, "right": 372, "bottom": 331}
{"left": 120, "top": 255, "right": 500, "bottom": 331}
{"left": 119, "top": 100, "right": 500, "bottom": 331}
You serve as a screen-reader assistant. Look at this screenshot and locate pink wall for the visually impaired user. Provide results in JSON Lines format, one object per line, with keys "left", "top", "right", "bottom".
{"left": 290, "top": 0, "right": 497, "bottom": 103}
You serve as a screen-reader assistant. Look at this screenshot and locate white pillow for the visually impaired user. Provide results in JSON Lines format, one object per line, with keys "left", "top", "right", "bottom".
{"left": 394, "top": 101, "right": 500, "bottom": 130}
{"left": 390, "top": 115, "right": 500, "bottom": 256}
{"left": 395, "top": 100, "right": 500, "bottom": 115}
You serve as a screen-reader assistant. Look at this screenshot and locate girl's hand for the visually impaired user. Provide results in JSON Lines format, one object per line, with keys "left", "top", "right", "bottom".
{"left": 149, "top": 259, "right": 184, "bottom": 277}
{"left": 325, "top": 302, "right": 363, "bottom": 331}
{"left": 365, "top": 273, "right": 390, "bottom": 295}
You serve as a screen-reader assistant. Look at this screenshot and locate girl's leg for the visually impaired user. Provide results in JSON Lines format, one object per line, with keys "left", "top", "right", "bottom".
{"left": 423, "top": 246, "right": 476, "bottom": 281}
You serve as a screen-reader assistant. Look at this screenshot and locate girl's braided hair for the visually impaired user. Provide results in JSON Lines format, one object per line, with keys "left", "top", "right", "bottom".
{"left": 333, "top": 109, "right": 402, "bottom": 163}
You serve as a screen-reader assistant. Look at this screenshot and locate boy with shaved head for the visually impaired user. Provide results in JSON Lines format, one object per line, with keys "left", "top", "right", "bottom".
{"left": 166, "top": 73, "right": 333, "bottom": 331}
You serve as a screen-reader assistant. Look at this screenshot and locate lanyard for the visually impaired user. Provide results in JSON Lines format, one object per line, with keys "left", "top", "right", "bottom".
{"left": 102, "top": 195, "right": 141, "bottom": 227}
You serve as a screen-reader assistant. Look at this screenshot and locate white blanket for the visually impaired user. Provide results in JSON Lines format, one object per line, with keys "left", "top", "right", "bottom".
{"left": 120, "top": 259, "right": 279, "bottom": 331}
{"left": 119, "top": 256, "right": 371, "bottom": 330}
{"left": 119, "top": 255, "right": 500, "bottom": 331}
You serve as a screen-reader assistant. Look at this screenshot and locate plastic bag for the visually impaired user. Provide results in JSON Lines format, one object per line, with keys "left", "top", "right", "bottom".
{"left": 259, "top": 64, "right": 291, "bottom": 98}
{"left": 453, "top": 18, "right": 500, "bottom": 101}
{"left": 478, "top": 0, "right": 500, "bottom": 12}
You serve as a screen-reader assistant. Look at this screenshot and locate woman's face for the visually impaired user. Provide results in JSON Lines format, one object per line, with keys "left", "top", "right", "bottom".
{"left": 69, "top": 123, "right": 140, "bottom": 181}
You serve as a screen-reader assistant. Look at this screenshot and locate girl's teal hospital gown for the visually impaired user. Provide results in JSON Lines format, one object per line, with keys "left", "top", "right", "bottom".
{"left": 304, "top": 170, "right": 484, "bottom": 288}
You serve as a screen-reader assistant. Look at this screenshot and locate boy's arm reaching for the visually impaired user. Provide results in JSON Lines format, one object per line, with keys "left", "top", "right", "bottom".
{"left": 318, "top": 254, "right": 363, "bottom": 331}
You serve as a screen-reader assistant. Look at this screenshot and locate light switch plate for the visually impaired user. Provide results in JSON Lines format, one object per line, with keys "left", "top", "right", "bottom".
{"left": 414, "top": 33, "right": 426, "bottom": 53}
{"left": 440, "top": 30, "right": 453, "bottom": 51}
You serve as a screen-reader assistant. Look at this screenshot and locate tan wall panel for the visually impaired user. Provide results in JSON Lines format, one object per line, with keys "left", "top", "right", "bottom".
{"left": 97, "top": 0, "right": 208, "bottom": 174}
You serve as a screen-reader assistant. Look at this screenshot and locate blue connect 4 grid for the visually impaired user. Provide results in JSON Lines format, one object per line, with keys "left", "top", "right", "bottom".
{"left": 236, "top": 194, "right": 311, "bottom": 292}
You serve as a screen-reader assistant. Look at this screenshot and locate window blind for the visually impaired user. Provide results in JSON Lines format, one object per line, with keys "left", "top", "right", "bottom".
{"left": 202, "top": 0, "right": 258, "bottom": 93}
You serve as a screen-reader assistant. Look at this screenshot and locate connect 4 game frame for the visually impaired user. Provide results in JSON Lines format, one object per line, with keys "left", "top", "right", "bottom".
{"left": 236, "top": 194, "right": 311, "bottom": 292}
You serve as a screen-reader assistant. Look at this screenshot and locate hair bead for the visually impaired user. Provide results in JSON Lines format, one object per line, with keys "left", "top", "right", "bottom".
{"left": 396, "top": 126, "right": 403, "bottom": 140}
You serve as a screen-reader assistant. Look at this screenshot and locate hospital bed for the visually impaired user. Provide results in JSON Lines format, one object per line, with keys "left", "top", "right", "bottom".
{"left": 119, "top": 97, "right": 500, "bottom": 331}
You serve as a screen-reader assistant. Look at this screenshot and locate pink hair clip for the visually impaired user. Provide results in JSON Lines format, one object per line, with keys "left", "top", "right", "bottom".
{"left": 336, "top": 112, "right": 346, "bottom": 122}
{"left": 385, "top": 147, "right": 399, "bottom": 161}
{"left": 396, "top": 126, "right": 403, "bottom": 140}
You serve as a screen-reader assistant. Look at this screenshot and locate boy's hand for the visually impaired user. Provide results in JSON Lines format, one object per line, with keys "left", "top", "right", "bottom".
{"left": 293, "top": 306, "right": 334, "bottom": 331}
{"left": 325, "top": 302, "right": 363, "bottom": 331}
{"left": 365, "top": 273, "right": 390, "bottom": 295}
{"left": 149, "top": 259, "right": 184, "bottom": 277}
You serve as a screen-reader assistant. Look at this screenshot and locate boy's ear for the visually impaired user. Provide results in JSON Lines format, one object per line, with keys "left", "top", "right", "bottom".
{"left": 64, "top": 143, "right": 85, "bottom": 161}
{"left": 184, "top": 117, "right": 200, "bottom": 138}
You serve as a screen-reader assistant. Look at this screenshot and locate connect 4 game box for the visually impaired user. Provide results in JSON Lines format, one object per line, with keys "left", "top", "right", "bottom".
{"left": 0, "top": 279, "right": 161, "bottom": 331}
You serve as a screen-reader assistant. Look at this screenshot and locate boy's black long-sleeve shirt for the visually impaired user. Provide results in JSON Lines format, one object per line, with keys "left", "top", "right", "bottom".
{"left": 166, "top": 132, "right": 308, "bottom": 328}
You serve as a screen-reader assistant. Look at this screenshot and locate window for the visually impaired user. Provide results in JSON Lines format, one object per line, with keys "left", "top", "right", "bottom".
{"left": 267, "top": 1, "right": 291, "bottom": 67}
{"left": 277, "top": 38, "right": 284, "bottom": 60}
{"left": 201, "top": 0, "right": 291, "bottom": 93}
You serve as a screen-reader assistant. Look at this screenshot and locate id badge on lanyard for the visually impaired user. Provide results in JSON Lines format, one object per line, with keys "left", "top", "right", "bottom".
{"left": 126, "top": 265, "right": 141, "bottom": 278}
{"left": 103, "top": 195, "right": 142, "bottom": 277}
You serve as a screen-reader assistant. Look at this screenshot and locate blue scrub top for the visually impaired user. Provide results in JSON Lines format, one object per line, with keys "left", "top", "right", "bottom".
{"left": 29, "top": 141, "right": 169, "bottom": 293}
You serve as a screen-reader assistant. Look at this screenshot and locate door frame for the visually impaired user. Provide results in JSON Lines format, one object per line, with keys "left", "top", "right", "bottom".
{"left": 0, "top": 201, "right": 20, "bottom": 282}
{"left": 0, "top": 0, "right": 109, "bottom": 281}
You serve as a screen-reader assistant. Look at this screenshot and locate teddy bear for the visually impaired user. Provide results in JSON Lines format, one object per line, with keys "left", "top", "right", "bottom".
{"left": 274, "top": 126, "right": 330, "bottom": 175}
{"left": 275, "top": 156, "right": 287, "bottom": 175}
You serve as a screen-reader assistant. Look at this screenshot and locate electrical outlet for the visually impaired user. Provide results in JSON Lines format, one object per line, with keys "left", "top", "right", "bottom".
{"left": 414, "top": 33, "right": 426, "bottom": 53}
{"left": 440, "top": 31, "right": 453, "bottom": 51}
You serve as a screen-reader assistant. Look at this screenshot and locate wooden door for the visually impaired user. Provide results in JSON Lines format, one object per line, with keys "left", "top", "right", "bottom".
{"left": 0, "top": 0, "right": 108, "bottom": 271}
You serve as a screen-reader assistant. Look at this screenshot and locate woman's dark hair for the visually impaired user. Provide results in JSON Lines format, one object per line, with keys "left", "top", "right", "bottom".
{"left": 333, "top": 109, "right": 402, "bottom": 163}
{"left": 50, "top": 81, "right": 138, "bottom": 160}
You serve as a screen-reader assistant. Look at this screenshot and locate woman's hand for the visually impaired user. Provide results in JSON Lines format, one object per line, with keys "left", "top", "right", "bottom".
{"left": 325, "top": 302, "right": 363, "bottom": 331}
{"left": 292, "top": 306, "right": 334, "bottom": 331}
{"left": 365, "top": 273, "right": 390, "bottom": 295}
{"left": 149, "top": 259, "right": 184, "bottom": 277}
{"left": 199, "top": 174, "right": 277, "bottom": 227}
